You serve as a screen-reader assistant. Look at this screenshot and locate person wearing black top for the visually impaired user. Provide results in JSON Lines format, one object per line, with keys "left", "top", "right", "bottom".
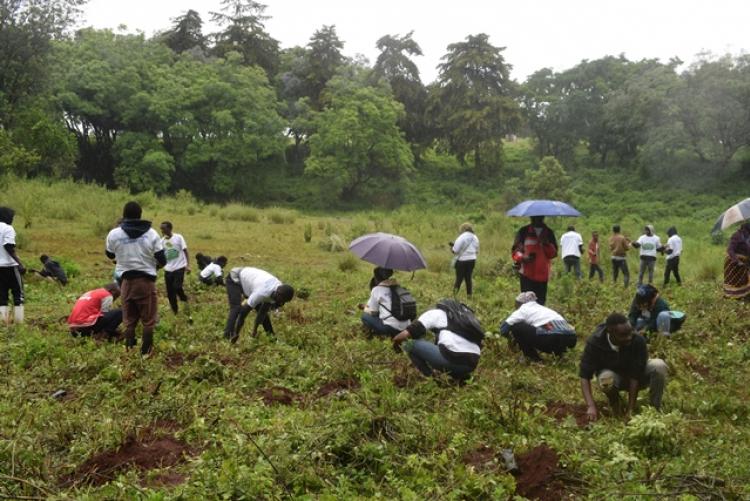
{"left": 35, "top": 255, "right": 68, "bottom": 286}
{"left": 579, "top": 313, "right": 668, "bottom": 422}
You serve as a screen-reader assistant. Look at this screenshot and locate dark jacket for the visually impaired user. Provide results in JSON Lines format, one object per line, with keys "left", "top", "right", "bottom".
{"left": 628, "top": 297, "right": 669, "bottom": 332}
{"left": 579, "top": 324, "right": 648, "bottom": 380}
{"left": 42, "top": 259, "right": 68, "bottom": 285}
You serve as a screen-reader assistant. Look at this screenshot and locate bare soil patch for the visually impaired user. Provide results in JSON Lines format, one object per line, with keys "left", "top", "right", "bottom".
{"left": 544, "top": 401, "right": 591, "bottom": 428}
{"left": 259, "top": 386, "right": 302, "bottom": 406}
{"left": 462, "top": 445, "right": 498, "bottom": 471}
{"left": 316, "top": 377, "right": 360, "bottom": 398}
{"left": 514, "top": 444, "right": 565, "bottom": 500}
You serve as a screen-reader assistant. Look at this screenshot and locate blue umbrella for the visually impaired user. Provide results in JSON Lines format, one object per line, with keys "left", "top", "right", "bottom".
{"left": 506, "top": 200, "right": 581, "bottom": 217}
{"left": 349, "top": 232, "right": 427, "bottom": 272}
{"left": 712, "top": 198, "right": 750, "bottom": 233}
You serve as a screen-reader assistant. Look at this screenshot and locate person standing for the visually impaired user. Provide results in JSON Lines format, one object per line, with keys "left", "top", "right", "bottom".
{"left": 106, "top": 202, "right": 165, "bottom": 356}
{"left": 723, "top": 223, "right": 750, "bottom": 299}
{"left": 0, "top": 207, "right": 25, "bottom": 325}
{"left": 560, "top": 225, "right": 584, "bottom": 279}
{"left": 631, "top": 225, "right": 662, "bottom": 286}
{"left": 451, "top": 222, "right": 479, "bottom": 296}
{"left": 160, "top": 221, "right": 191, "bottom": 321}
{"left": 663, "top": 227, "right": 682, "bottom": 286}
{"left": 609, "top": 225, "right": 631, "bottom": 287}
{"left": 512, "top": 216, "right": 557, "bottom": 305}
{"left": 587, "top": 231, "right": 604, "bottom": 282}
{"left": 224, "top": 267, "right": 295, "bottom": 343}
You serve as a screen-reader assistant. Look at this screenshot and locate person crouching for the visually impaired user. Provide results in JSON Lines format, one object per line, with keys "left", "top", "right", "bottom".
{"left": 68, "top": 283, "right": 123, "bottom": 339}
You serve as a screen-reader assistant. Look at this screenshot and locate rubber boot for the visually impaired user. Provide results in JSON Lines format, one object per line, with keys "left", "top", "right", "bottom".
{"left": 14, "top": 305, "right": 24, "bottom": 324}
{"left": 0, "top": 306, "right": 8, "bottom": 325}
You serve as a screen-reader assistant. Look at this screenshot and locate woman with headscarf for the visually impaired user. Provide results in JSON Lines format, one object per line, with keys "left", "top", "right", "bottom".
{"left": 724, "top": 223, "right": 750, "bottom": 299}
{"left": 451, "top": 222, "right": 479, "bottom": 297}
{"left": 0, "top": 207, "right": 25, "bottom": 325}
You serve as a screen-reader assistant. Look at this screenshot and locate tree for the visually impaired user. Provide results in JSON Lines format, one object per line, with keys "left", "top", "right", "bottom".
{"left": 305, "top": 83, "right": 413, "bottom": 203}
{"left": 524, "top": 156, "right": 572, "bottom": 201}
{"left": 159, "top": 9, "right": 206, "bottom": 55}
{"left": 114, "top": 132, "right": 173, "bottom": 194}
{"left": 429, "top": 34, "right": 521, "bottom": 175}
{"left": 210, "top": 0, "right": 279, "bottom": 76}
{"left": 305, "top": 25, "right": 345, "bottom": 109}
{"left": 372, "top": 32, "right": 431, "bottom": 152}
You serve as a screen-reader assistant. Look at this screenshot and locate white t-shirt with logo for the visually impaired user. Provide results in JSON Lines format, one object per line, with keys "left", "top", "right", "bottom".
{"left": 162, "top": 233, "right": 188, "bottom": 272}
{"left": 365, "top": 284, "right": 410, "bottom": 331}
{"left": 0, "top": 222, "right": 18, "bottom": 267}
{"left": 230, "top": 267, "right": 282, "bottom": 308}
{"left": 560, "top": 231, "right": 583, "bottom": 258}
{"left": 452, "top": 232, "right": 479, "bottom": 261}
{"left": 636, "top": 234, "right": 662, "bottom": 258}
{"left": 200, "top": 262, "right": 223, "bottom": 279}
{"left": 504, "top": 301, "right": 565, "bottom": 328}
{"left": 106, "top": 227, "right": 164, "bottom": 277}
{"left": 666, "top": 235, "right": 682, "bottom": 260}
{"left": 417, "top": 309, "right": 481, "bottom": 356}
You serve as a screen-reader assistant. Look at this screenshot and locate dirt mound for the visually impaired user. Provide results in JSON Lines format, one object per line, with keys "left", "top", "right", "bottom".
{"left": 544, "top": 401, "right": 591, "bottom": 428}
{"left": 164, "top": 352, "right": 198, "bottom": 368}
{"left": 316, "top": 377, "right": 360, "bottom": 398}
{"left": 514, "top": 444, "right": 564, "bottom": 501}
{"left": 462, "top": 445, "right": 498, "bottom": 471}
{"left": 64, "top": 423, "right": 191, "bottom": 487}
{"left": 259, "top": 386, "right": 302, "bottom": 406}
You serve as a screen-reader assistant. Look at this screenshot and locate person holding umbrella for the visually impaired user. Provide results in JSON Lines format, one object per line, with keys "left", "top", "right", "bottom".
{"left": 511, "top": 216, "right": 558, "bottom": 306}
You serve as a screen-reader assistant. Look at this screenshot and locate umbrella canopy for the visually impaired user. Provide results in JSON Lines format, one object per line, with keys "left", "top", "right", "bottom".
{"left": 349, "top": 232, "right": 427, "bottom": 272}
{"left": 506, "top": 200, "right": 581, "bottom": 217}
{"left": 712, "top": 198, "right": 750, "bottom": 232}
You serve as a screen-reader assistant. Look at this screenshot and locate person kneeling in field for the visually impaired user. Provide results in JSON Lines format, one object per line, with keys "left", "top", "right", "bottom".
{"left": 67, "top": 283, "right": 123, "bottom": 339}
{"left": 224, "top": 267, "right": 294, "bottom": 343}
{"left": 580, "top": 313, "right": 668, "bottom": 422}
{"left": 359, "top": 267, "right": 410, "bottom": 338}
{"left": 33, "top": 254, "right": 68, "bottom": 286}
{"left": 392, "top": 299, "right": 483, "bottom": 382}
{"left": 499, "top": 291, "right": 576, "bottom": 362}
{"left": 200, "top": 256, "right": 227, "bottom": 286}
{"left": 628, "top": 284, "right": 684, "bottom": 337}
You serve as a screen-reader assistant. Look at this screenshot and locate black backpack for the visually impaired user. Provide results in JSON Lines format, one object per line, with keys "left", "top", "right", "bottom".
{"left": 385, "top": 285, "right": 417, "bottom": 321}
{"left": 435, "top": 299, "right": 484, "bottom": 346}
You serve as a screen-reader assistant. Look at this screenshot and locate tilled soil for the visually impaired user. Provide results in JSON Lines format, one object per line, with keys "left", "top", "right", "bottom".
{"left": 259, "top": 386, "right": 302, "bottom": 406}
{"left": 514, "top": 444, "right": 565, "bottom": 501}
{"left": 316, "top": 377, "right": 360, "bottom": 398}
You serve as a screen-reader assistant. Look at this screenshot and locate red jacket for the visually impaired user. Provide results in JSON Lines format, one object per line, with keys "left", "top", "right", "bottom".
{"left": 512, "top": 224, "right": 558, "bottom": 282}
{"left": 68, "top": 288, "right": 112, "bottom": 328}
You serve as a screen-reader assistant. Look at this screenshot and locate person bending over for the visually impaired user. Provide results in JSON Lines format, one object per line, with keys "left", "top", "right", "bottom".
{"left": 34, "top": 254, "right": 68, "bottom": 286}
{"left": 200, "top": 256, "right": 227, "bottom": 286}
{"left": 68, "top": 283, "right": 123, "bottom": 339}
{"left": 359, "top": 267, "right": 409, "bottom": 338}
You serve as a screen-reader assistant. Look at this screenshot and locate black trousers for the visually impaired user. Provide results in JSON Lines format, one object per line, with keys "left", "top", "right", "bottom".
{"left": 664, "top": 257, "right": 681, "bottom": 285}
{"left": 164, "top": 268, "right": 188, "bottom": 313}
{"left": 520, "top": 275, "right": 548, "bottom": 305}
{"left": 509, "top": 322, "right": 577, "bottom": 361}
{"left": 589, "top": 263, "right": 604, "bottom": 281}
{"left": 454, "top": 259, "right": 476, "bottom": 296}
{"left": 0, "top": 266, "right": 24, "bottom": 306}
{"left": 224, "top": 278, "right": 273, "bottom": 339}
{"left": 71, "top": 309, "right": 123, "bottom": 337}
{"left": 611, "top": 258, "right": 630, "bottom": 287}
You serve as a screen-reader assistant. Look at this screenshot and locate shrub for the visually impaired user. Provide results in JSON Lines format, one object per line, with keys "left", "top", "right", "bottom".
{"left": 304, "top": 223, "right": 312, "bottom": 243}
{"left": 338, "top": 254, "right": 359, "bottom": 272}
{"left": 268, "top": 208, "right": 297, "bottom": 224}
{"left": 624, "top": 408, "right": 683, "bottom": 457}
{"left": 224, "top": 205, "right": 259, "bottom": 222}
{"left": 57, "top": 257, "right": 81, "bottom": 278}
{"left": 319, "top": 234, "right": 346, "bottom": 252}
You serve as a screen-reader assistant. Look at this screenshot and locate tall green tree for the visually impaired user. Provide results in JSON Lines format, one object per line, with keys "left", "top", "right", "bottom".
{"left": 305, "top": 25, "right": 345, "bottom": 109}
{"left": 210, "top": 0, "right": 279, "bottom": 76}
{"left": 159, "top": 9, "right": 206, "bottom": 55}
{"left": 429, "top": 34, "right": 521, "bottom": 175}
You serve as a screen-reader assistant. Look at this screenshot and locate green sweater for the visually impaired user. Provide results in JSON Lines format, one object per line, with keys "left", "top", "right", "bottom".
{"left": 628, "top": 297, "right": 670, "bottom": 332}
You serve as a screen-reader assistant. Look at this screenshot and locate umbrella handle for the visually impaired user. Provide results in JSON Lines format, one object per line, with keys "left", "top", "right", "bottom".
{"left": 411, "top": 271, "right": 415, "bottom": 281}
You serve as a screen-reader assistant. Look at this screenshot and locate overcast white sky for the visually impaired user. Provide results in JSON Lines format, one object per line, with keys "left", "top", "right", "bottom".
{"left": 82, "top": 0, "right": 748, "bottom": 83}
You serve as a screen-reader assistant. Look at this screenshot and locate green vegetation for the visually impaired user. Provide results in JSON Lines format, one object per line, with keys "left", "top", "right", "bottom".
{"left": 1, "top": 177, "right": 749, "bottom": 499}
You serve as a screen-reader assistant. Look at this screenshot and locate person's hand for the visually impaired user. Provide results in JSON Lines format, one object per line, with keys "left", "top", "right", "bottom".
{"left": 586, "top": 405, "right": 598, "bottom": 422}
{"left": 522, "top": 253, "right": 535, "bottom": 263}
{"left": 392, "top": 330, "right": 409, "bottom": 352}
{"left": 186, "top": 266, "right": 191, "bottom": 274}
{"left": 17, "top": 264, "right": 26, "bottom": 275}
{"left": 357, "top": 303, "right": 365, "bottom": 310}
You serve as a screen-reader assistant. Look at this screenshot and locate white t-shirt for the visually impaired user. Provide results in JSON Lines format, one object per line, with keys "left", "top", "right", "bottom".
{"left": 560, "top": 231, "right": 583, "bottom": 258}
{"left": 365, "top": 284, "right": 410, "bottom": 331}
{"left": 636, "top": 234, "right": 662, "bottom": 258}
{"left": 200, "top": 262, "right": 223, "bottom": 279}
{"left": 0, "top": 222, "right": 18, "bottom": 267}
{"left": 504, "top": 301, "right": 564, "bottom": 327}
{"left": 452, "top": 232, "right": 479, "bottom": 261}
{"left": 230, "top": 267, "right": 282, "bottom": 308}
{"left": 666, "top": 235, "right": 682, "bottom": 259}
{"left": 162, "top": 233, "right": 188, "bottom": 272}
{"left": 106, "top": 227, "right": 163, "bottom": 277}
{"left": 417, "top": 309, "right": 481, "bottom": 356}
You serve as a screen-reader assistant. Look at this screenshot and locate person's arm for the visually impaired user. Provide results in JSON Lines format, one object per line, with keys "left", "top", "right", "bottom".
{"left": 626, "top": 378, "right": 639, "bottom": 416}
{"left": 392, "top": 319, "right": 428, "bottom": 349}
{"left": 580, "top": 379, "right": 598, "bottom": 422}
{"left": 499, "top": 322, "right": 512, "bottom": 336}
{"left": 543, "top": 229, "right": 558, "bottom": 258}
{"left": 252, "top": 302, "right": 273, "bottom": 337}
{"left": 3, "top": 244, "right": 25, "bottom": 273}
{"left": 152, "top": 232, "right": 166, "bottom": 268}
{"left": 155, "top": 249, "right": 166, "bottom": 268}
{"left": 184, "top": 248, "right": 191, "bottom": 273}
{"left": 628, "top": 299, "right": 640, "bottom": 331}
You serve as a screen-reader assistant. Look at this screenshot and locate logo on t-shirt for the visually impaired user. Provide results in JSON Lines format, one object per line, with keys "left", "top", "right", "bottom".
{"left": 165, "top": 242, "right": 179, "bottom": 262}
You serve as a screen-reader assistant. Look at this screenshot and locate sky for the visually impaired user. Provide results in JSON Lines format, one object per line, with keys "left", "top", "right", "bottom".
{"left": 81, "top": 0, "right": 749, "bottom": 83}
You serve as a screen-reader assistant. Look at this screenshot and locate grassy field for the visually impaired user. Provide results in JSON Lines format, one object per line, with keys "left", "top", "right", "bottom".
{"left": 1, "top": 178, "right": 750, "bottom": 499}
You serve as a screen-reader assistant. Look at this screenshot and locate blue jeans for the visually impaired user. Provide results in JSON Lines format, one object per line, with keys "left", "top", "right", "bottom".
{"left": 404, "top": 340, "right": 475, "bottom": 381}
{"left": 361, "top": 314, "right": 399, "bottom": 337}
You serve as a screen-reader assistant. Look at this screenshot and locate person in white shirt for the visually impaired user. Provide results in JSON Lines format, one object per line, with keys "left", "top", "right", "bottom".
{"left": 160, "top": 222, "right": 191, "bottom": 319}
{"left": 105, "top": 201, "right": 166, "bottom": 355}
{"left": 224, "top": 267, "right": 295, "bottom": 343}
{"left": 392, "top": 299, "right": 483, "bottom": 382}
{"left": 0, "top": 207, "right": 26, "bottom": 325}
{"left": 359, "top": 267, "right": 409, "bottom": 338}
{"left": 560, "top": 225, "right": 584, "bottom": 279}
{"left": 451, "top": 222, "right": 479, "bottom": 296}
{"left": 663, "top": 227, "right": 682, "bottom": 286}
{"left": 199, "top": 256, "right": 227, "bottom": 286}
{"left": 631, "top": 225, "right": 662, "bottom": 286}
{"left": 499, "top": 291, "right": 576, "bottom": 361}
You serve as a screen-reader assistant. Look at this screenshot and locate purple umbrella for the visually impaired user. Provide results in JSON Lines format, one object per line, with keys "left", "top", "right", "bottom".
{"left": 506, "top": 200, "right": 581, "bottom": 217}
{"left": 349, "top": 232, "right": 427, "bottom": 271}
